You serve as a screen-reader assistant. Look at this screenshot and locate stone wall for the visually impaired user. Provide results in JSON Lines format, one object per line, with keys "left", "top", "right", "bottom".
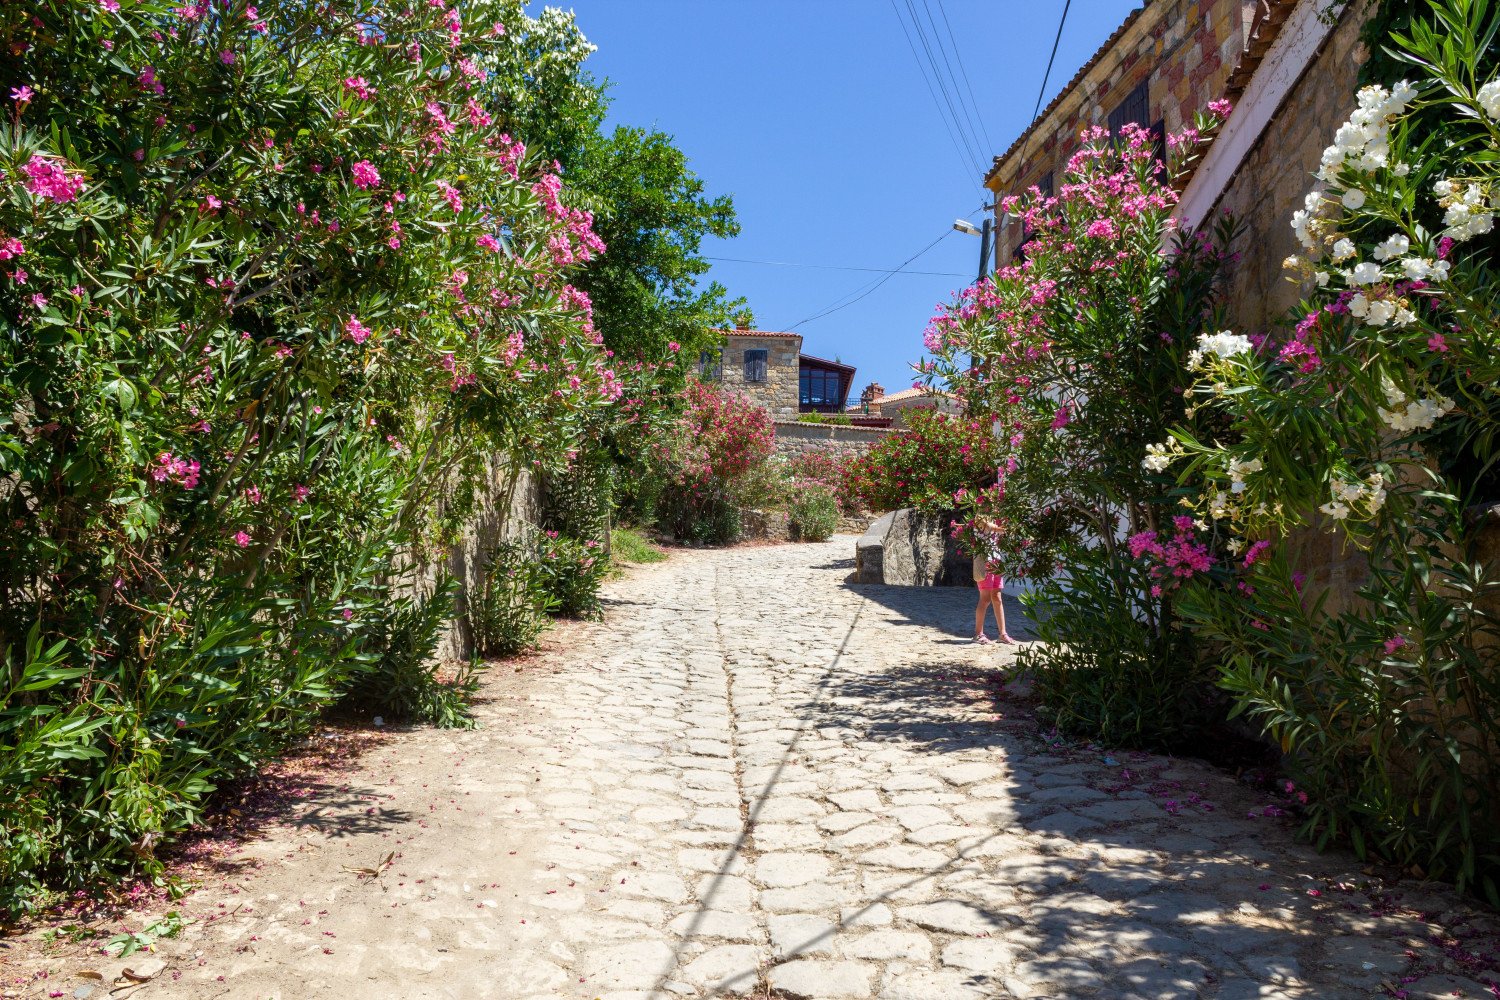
{"left": 1209, "top": 3, "right": 1372, "bottom": 612}
{"left": 721, "top": 332, "right": 802, "bottom": 418}
{"left": 396, "top": 454, "right": 542, "bottom": 662}
{"left": 987, "top": 0, "right": 1256, "bottom": 261}
{"left": 773, "top": 420, "right": 898, "bottom": 459}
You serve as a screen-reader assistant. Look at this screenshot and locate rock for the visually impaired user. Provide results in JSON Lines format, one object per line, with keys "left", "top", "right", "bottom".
{"left": 755, "top": 852, "right": 831, "bottom": 888}
{"left": 839, "top": 929, "right": 931, "bottom": 961}
{"left": 900, "top": 899, "right": 1012, "bottom": 935}
{"left": 768, "top": 913, "right": 838, "bottom": 957}
{"left": 852, "top": 508, "right": 969, "bottom": 586}
{"left": 767, "top": 959, "right": 876, "bottom": 998}
{"left": 579, "top": 940, "right": 676, "bottom": 990}
{"left": 852, "top": 512, "right": 894, "bottom": 584}
{"left": 878, "top": 969, "right": 993, "bottom": 999}
{"left": 681, "top": 945, "right": 762, "bottom": 994}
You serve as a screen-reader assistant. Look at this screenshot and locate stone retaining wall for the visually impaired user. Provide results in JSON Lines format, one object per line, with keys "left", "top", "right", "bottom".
{"left": 773, "top": 420, "right": 898, "bottom": 459}
{"left": 396, "top": 455, "right": 542, "bottom": 662}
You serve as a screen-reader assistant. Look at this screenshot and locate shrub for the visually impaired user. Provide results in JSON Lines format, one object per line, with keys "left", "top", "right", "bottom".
{"left": 1160, "top": 2, "right": 1500, "bottom": 901}
{"left": 467, "top": 539, "right": 557, "bottom": 657}
{"left": 1020, "top": 548, "right": 1210, "bottom": 750}
{"left": 342, "top": 579, "right": 482, "bottom": 730}
{"left": 647, "top": 379, "right": 774, "bottom": 542}
{"left": 919, "top": 107, "right": 1235, "bottom": 749}
{"left": 785, "top": 480, "right": 840, "bottom": 542}
{"left": 535, "top": 531, "right": 609, "bottom": 619}
{"left": 0, "top": 0, "right": 620, "bottom": 917}
{"left": 843, "top": 408, "right": 1001, "bottom": 513}
{"left": 797, "top": 412, "right": 852, "bottom": 426}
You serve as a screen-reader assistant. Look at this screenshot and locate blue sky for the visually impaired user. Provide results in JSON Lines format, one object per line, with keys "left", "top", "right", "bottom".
{"left": 573, "top": 1, "right": 1141, "bottom": 395}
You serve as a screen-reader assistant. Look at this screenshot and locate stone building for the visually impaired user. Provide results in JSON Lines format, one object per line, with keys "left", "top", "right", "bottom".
{"left": 986, "top": 0, "right": 1273, "bottom": 262}
{"left": 701, "top": 323, "right": 894, "bottom": 457}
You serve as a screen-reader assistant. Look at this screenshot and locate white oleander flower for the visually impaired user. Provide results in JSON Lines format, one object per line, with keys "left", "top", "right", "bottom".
{"left": 1478, "top": 79, "right": 1500, "bottom": 119}
{"left": 1320, "top": 500, "right": 1351, "bottom": 520}
{"left": 1350, "top": 261, "right": 1383, "bottom": 285}
{"left": 1331, "top": 238, "right": 1357, "bottom": 262}
{"left": 1142, "top": 441, "right": 1181, "bottom": 473}
{"left": 1196, "top": 330, "right": 1253, "bottom": 361}
{"left": 1373, "top": 235, "right": 1409, "bottom": 261}
{"left": 1315, "top": 271, "right": 1331, "bottom": 286}
{"left": 1366, "top": 299, "right": 1397, "bottom": 326}
{"left": 1341, "top": 187, "right": 1367, "bottom": 210}
{"left": 1227, "top": 457, "right": 1262, "bottom": 494}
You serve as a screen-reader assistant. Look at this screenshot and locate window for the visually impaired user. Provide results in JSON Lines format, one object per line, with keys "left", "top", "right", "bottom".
{"left": 1108, "top": 80, "right": 1150, "bottom": 139}
{"left": 698, "top": 349, "right": 721, "bottom": 381}
{"left": 743, "top": 348, "right": 768, "bottom": 383}
{"left": 799, "top": 369, "right": 843, "bottom": 408}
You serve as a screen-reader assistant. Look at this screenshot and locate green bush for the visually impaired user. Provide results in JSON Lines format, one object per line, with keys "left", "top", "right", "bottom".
{"left": 0, "top": 0, "right": 620, "bottom": 919}
{"left": 786, "top": 481, "right": 840, "bottom": 542}
{"left": 467, "top": 540, "right": 558, "bottom": 657}
{"left": 536, "top": 532, "right": 610, "bottom": 619}
{"left": 1020, "top": 548, "right": 1214, "bottom": 750}
{"left": 343, "top": 579, "right": 482, "bottom": 730}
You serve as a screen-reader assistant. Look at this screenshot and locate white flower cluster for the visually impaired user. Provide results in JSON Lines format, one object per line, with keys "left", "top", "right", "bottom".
{"left": 1142, "top": 439, "right": 1184, "bottom": 473}
{"left": 1348, "top": 290, "right": 1417, "bottom": 328}
{"left": 1187, "top": 330, "right": 1253, "bottom": 369}
{"left": 1377, "top": 379, "right": 1454, "bottom": 432}
{"left": 1294, "top": 84, "right": 1415, "bottom": 257}
{"left": 1319, "top": 472, "right": 1388, "bottom": 521}
{"left": 1318, "top": 82, "right": 1416, "bottom": 181}
{"left": 1434, "top": 178, "right": 1495, "bottom": 241}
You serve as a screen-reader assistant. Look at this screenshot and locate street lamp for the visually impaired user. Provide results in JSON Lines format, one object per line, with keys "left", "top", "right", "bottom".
{"left": 952, "top": 211, "right": 993, "bottom": 284}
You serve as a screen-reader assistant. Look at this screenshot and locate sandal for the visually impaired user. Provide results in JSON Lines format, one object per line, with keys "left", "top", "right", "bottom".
{"left": 973, "top": 633, "right": 992, "bottom": 645}
{"left": 996, "top": 633, "right": 1017, "bottom": 644}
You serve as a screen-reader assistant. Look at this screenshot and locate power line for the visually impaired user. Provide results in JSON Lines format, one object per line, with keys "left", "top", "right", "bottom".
{"left": 706, "top": 255, "right": 968, "bottom": 278}
{"left": 887, "top": 0, "right": 984, "bottom": 185}
{"left": 1016, "top": 0, "right": 1073, "bottom": 176}
{"left": 901, "top": 0, "right": 986, "bottom": 176}
{"left": 933, "top": 0, "right": 993, "bottom": 153}
{"left": 917, "top": 0, "right": 991, "bottom": 166}
{"left": 788, "top": 229, "right": 957, "bottom": 331}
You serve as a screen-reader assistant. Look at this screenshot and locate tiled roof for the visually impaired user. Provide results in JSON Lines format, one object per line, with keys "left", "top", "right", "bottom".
{"left": 880, "top": 387, "right": 951, "bottom": 404}
{"left": 984, "top": 3, "right": 1151, "bottom": 187}
{"left": 984, "top": 0, "right": 1302, "bottom": 193}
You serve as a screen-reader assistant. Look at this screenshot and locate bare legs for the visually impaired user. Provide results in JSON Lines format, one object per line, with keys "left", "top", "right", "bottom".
{"left": 974, "top": 588, "right": 1012, "bottom": 643}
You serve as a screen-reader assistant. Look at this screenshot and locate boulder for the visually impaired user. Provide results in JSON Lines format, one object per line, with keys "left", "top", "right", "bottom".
{"left": 853, "top": 508, "right": 969, "bottom": 586}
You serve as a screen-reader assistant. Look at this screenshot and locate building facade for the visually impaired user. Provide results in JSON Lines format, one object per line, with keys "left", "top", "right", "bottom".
{"left": 707, "top": 324, "right": 860, "bottom": 418}
{"left": 985, "top": 0, "right": 1265, "bottom": 262}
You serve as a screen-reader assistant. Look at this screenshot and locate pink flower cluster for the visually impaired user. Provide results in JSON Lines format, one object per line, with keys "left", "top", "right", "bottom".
{"left": 1128, "top": 516, "right": 1216, "bottom": 595}
{"left": 349, "top": 160, "right": 381, "bottom": 190}
{"left": 152, "top": 451, "right": 201, "bottom": 489}
{"left": 22, "top": 154, "right": 86, "bottom": 203}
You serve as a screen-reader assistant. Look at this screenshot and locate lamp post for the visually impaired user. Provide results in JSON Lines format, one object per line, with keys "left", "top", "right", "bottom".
{"left": 952, "top": 212, "right": 994, "bottom": 284}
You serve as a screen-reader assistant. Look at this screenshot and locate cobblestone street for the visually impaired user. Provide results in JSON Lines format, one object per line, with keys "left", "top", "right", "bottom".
{"left": 18, "top": 538, "right": 1498, "bottom": 999}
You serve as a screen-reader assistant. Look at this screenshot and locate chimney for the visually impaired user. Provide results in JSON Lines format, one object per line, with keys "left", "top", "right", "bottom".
{"left": 859, "top": 381, "right": 885, "bottom": 414}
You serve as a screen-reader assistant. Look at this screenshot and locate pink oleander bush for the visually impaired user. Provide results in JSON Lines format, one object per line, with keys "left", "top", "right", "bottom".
{"left": 921, "top": 105, "right": 1237, "bottom": 749}
{"left": 841, "top": 407, "right": 1001, "bottom": 515}
{"left": 646, "top": 378, "right": 776, "bottom": 543}
{"left": 0, "top": 0, "right": 628, "bottom": 918}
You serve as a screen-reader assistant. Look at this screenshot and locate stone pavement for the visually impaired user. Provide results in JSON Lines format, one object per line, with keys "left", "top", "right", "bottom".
{"left": 18, "top": 537, "right": 1498, "bottom": 999}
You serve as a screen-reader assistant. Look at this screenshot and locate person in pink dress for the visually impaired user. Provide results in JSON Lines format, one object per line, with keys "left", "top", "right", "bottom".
{"left": 970, "top": 517, "right": 1014, "bottom": 645}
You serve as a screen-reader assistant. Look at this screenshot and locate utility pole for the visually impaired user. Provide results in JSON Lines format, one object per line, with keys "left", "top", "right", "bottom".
{"left": 977, "top": 215, "right": 992, "bottom": 284}
{"left": 953, "top": 207, "right": 996, "bottom": 285}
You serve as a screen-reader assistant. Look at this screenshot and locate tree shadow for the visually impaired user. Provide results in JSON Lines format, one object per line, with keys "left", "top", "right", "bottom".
{"left": 844, "top": 579, "right": 1037, "bottom": 641}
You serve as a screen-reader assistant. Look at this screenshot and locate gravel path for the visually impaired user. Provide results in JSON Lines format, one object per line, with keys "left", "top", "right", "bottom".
{"left": 8, "top": 537, "right": 1498, "bottom": 999}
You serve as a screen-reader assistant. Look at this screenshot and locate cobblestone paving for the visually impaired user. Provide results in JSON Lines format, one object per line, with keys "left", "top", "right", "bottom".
{"left": 19, "top": 538, "right": 1497, "bottom": 999}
